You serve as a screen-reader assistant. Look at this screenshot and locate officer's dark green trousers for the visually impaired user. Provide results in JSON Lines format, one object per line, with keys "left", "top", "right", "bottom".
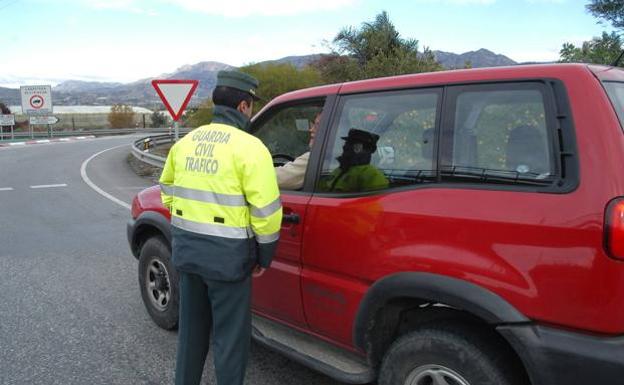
{"left": 175, "top": 272, "right": 251, "bottom": 385}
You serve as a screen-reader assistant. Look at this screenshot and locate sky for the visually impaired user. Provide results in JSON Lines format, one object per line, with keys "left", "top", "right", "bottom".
{"left": 0, "top": 0, "right": 614, "bottom": 88}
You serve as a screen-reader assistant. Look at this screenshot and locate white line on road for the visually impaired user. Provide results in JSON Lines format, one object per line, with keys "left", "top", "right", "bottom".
{"left": 30, "top": 184, "right": 68, "bottom": 189}
{"left": 80, "top": 144, "right": 132, "bottom": 210}
{"left": 0, "top": 187, "right": 14, "bottom": 191}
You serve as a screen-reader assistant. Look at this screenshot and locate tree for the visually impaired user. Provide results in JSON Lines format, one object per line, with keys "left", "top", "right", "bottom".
{"left": 558, "top": 1, "right": 624, "bottom": 66}
{"left": 560, "top": 31, "right": 623, "bottom": 66}
{"left": 184, "top": 99, "right": 214, "bottom": 128}
{"left": 587, "top": 0, "right": 624, "bottom": 29}
{"left": 0, "top": 103, "right": 10, "bottom": 114}
{"left": 240, "top": 62, "right": 323, "bottom": 113}
{"left": 0, "top": 102, "right": 12, "bottom": 134}
{"left": 108, "top": 104, "right": 135, "bottom": 128}
{"left": 314, "top": 11, "right": 442, "bottom": 83}
{"left": 151, "top": 110, "right": 168, "bottom": 128}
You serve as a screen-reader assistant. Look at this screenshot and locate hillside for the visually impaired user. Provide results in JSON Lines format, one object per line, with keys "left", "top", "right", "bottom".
{"left": 0, "top": 50, "right": 523, "bottom": 108}
{"left": 433, "top": 49, "right": 517, "bottom": 69}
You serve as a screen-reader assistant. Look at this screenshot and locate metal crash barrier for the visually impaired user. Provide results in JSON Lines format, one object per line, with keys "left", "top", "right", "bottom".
{"left": 131, "top": 132, "right": 189, "bottom": 168}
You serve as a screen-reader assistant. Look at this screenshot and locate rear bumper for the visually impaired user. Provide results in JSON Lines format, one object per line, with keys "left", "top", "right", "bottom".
{"left": 499, "top": 324, "right": 624, "bottom": 385}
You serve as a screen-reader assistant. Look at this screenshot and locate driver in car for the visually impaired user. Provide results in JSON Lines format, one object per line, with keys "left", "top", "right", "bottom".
{"left": 275, "top": 112, "right": 321, "bottom": 190}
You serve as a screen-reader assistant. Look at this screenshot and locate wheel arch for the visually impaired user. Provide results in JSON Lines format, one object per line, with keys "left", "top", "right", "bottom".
{"left": 353, "top": 272, "right": 530, "bottom": 367}
{"left": 129, "top": 210, "right": 171, "bottom": 259}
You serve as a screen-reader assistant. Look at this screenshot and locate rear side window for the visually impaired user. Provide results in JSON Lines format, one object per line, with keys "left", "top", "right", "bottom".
{"left": 442, "top": 83, "right": 555, "bottom": 185}
{"left": 604, "top": 82, "right": 624, "bottom": 128}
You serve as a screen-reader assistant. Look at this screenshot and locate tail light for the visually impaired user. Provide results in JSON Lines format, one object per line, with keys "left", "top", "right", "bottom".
{"left": 605, "top": 197, "right": 624, "bottom": 261}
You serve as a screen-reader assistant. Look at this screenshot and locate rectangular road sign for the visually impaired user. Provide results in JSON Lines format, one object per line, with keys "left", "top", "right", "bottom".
{"left": 0, "top": 114, "right": 15, "bottom": 126}
{"left": 29, "top": 116, "right": 59, "bottom": 125}
{"left": 20, "top": 85, "right": 53, "bottom": 116}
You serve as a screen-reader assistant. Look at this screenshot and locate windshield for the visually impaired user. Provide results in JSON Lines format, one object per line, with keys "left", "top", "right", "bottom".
{"left": 603, "top": 81, "right": 624, "bottom": 128}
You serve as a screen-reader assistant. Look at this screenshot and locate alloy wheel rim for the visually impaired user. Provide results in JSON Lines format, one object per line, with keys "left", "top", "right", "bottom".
{"left": 405, "top": 364, "right": 471, "bottom": 385}
{"left": 146, "top": 258, "right": 170, "bottom": 311}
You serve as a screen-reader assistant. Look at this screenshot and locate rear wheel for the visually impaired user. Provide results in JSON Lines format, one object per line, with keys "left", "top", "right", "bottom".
{"left": 138, "top": 236, "right": 179, "bottom": 330}
{"left": 378, "top": 324, "right": 527, "bottom": 385}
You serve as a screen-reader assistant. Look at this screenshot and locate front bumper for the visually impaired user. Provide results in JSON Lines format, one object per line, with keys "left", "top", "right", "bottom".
{"left": 499, "top": 324, "right": 624, "bottom": 385}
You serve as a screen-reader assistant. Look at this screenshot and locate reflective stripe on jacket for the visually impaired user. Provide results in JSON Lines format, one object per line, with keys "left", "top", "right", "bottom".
{"left": 159, "top": 114, "right": 282, "bottom": 280}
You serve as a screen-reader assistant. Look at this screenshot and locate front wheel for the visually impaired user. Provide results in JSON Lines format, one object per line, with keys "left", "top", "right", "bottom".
{"left": 378, "top": 324, "right": 527, "bottom": 385}
{"left": 138, "top": 236, "right": 179, "bottom": 330}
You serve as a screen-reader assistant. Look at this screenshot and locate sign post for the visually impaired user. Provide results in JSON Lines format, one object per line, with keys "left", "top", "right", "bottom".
{"left": 29, "top": 116, "right": 59, "bottom": 125}
{"left": 21, "top": 85, "right": 53, "bottom": 139}
{"left": 20, "top": 85, "right": 53, "bottom": 115}
{"left": 0, "top": 114, "right": 15, "bottom": 141}
{"left": 29, "top": 116, "right": 59, "bottom": 138}
{"left": 151, "top": 79, "right": 198, "bottom": 141}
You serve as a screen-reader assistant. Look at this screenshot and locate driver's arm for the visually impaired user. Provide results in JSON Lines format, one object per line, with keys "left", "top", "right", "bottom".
{"left": 275, "top": 152, "right": 310, "bottom": 190}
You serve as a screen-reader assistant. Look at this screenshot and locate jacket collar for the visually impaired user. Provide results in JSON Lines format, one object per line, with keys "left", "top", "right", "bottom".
{"left": 212, "top": 105, "right": 250, "bottom": 132}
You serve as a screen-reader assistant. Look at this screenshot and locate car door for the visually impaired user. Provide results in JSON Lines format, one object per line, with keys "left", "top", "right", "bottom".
{"left": 301, "top": 88, "right": 443, "bottom": 345}
{"left": 250, "top": 98, "right": 330, "bottom": 327}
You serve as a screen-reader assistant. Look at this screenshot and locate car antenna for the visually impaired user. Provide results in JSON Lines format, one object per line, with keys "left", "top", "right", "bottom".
{"left": 612, "top": 50, "right": 624, "bottom": 67}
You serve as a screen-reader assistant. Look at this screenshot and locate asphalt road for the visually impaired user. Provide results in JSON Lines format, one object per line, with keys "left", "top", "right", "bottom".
{"left": 0, "top": 136, "right": 343, "bottom": 385}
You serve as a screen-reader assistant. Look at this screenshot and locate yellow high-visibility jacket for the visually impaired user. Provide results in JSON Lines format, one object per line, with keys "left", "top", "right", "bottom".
{"left": 159, "top": 108, "right": 282, "bottom": 281}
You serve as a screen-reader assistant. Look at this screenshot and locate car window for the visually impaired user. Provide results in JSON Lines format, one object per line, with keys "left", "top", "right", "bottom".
{"left": 317, "top": 89, "right": 440, "bottom": 193}
{"left": 253, "top": 102, "right": 324, "bottom": 162}
{"left": 603, "top": 81, "right": 624, "bottom": 128}
{"left": 442, "top": 84, "right": 554, "bottom": 184}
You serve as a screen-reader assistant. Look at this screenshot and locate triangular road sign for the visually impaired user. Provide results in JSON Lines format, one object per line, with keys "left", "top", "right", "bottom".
{"left": 152, "top": 79, "right": 199, "bottom": 121}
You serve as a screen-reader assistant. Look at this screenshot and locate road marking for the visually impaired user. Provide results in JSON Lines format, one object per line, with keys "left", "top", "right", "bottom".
{"left": 80, "top": 144, "right": 132, "bottom": 210}
{"left": 30, "top": 184, "right": 68, "bottom": 189}
{"left": 0, "top": 187, "right": 14, "bottom": 191}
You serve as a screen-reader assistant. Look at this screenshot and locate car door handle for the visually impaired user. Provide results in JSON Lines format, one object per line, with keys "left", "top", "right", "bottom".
{"left": 282, "top": 213, "right": 300, "bottom": 224}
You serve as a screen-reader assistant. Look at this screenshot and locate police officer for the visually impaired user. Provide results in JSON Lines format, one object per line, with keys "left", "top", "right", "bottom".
{"left": 159, "top": 70, "right": 282, "bottom": 385}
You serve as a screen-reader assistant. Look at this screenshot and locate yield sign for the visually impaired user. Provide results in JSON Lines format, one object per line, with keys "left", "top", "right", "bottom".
{"left": 151, "top": 79, "right": 199, "bottom": 121}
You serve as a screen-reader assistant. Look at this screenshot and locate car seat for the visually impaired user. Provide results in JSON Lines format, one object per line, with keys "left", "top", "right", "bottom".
{"left": 505, "top": 125, "right": 549, "bottom": 175}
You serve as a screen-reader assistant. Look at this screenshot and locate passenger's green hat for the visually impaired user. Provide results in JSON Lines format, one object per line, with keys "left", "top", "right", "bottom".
{"left": 216, "top": 70, "right": 260, "bottom": 100}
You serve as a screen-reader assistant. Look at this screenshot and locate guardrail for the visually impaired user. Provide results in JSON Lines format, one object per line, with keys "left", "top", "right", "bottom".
{"left": 0, "top": 127, "right": 179, "bottom": 141}
{"left": 131, "top": 130, "right": 191, "bottom": 168}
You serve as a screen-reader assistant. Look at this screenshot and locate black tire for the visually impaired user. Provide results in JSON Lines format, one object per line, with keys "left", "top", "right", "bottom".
{"left": 138, "top": 236, "right": 179, "bottom": 330}
{"left": 378, "top": 323, "right": 527, "bottom": 385}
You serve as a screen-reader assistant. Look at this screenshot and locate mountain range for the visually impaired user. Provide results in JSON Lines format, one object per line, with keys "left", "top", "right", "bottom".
{"left": 0, "top": 49, "right": 521, "bottom": 108}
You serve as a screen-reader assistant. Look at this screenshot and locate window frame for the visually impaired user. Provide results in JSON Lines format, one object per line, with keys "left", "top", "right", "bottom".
{"left": 312, "top": 87, "right": 444, "bottom": 198}
{"left": 250, "top": 96, "right": 334, "bottom": 193}
{"left": 602, "top": 81, "right": 624, "bottom": 130}
{"left": 439, "top": 80, "right": 578, "bottom": 194}
{"left": 308, "top": 78, "right": 578, "bottom": 198}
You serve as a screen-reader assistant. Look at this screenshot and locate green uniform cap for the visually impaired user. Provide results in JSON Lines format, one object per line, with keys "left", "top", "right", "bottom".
{"left": 216, "top": 70, "right": 260, "bottom": 100}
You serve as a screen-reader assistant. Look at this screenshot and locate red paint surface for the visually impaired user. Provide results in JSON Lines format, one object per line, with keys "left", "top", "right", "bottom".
{"left": 135, "top": 65, "right": 624, "bottom": 351}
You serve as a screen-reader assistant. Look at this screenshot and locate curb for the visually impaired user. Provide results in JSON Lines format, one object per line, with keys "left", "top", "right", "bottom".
{"left": 0, "top": 136, "right": 96, "bottom": 148}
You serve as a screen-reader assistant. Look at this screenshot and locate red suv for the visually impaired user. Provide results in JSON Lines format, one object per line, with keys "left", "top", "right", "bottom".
{"left": 128, "top": 64, "right": 624, "bottom": 385}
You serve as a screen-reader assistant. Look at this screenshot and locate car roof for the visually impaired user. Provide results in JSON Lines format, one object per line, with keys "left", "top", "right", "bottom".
{"left": 262, "top": 63, "right": 595, "bottom": 110}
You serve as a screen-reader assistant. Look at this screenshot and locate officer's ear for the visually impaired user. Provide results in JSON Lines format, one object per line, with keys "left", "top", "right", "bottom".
{"left": 237, "top": 99, "right": 253, "bottom": 117}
